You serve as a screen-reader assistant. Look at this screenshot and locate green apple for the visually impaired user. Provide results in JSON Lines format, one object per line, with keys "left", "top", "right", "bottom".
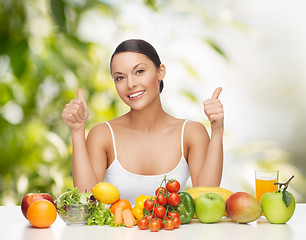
{"left": 195, "top": 193, "right": 225, "bottom": 223}
{"left": 261, "top": 190, "right": 295, "bottom": 224}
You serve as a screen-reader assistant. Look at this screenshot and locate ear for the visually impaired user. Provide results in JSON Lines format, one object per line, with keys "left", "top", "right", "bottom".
{"left": 158, "top": 64, "right": 166, "bottom": 81}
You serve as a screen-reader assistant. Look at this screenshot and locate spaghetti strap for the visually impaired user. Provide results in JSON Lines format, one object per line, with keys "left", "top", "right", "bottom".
{"left": 105, "top": 122, "right": 118, "bottom": 160}
{"left": 181, "top": 120, "right": 188, "bottom": 158}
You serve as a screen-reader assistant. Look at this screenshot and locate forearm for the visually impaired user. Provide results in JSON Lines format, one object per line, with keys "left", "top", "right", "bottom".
{"left": 196, "top": 127, "right": 223, "bottom": 186}
{"left": 71, "top": 127, "right": 97, "bottom": 192}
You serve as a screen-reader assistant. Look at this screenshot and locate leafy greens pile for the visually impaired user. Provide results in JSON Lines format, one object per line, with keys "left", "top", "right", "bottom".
{"left": 87, "top": 202, "right": 116, "bottom": 226}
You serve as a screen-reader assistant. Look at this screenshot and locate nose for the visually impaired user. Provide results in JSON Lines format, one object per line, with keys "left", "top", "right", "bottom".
{"left": 127, "top": 76, "right": 137, "bottom": 89}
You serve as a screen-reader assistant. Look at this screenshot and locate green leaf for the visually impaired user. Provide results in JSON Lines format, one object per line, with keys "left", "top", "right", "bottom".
{"left": 180, "top": 89, "right": 198, "bottom": 103}
{"left": 282, "top": 190, "right": 292, "bottom": 207}
{"left": 205, "top": 39, "right": 227, "bottom": 60}
{"left": 144, "top": 0, "right": 158, "bottom": 11}
{"left": 8, "top": 39, "right": 28, "bottom": 78}
{"left": 50, "top": 0, "right": 67, "bottom": 33}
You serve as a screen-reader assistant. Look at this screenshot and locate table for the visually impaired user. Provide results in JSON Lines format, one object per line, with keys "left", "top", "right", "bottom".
{"left": 2, "top": 204, "right": 306, "bottom": 240}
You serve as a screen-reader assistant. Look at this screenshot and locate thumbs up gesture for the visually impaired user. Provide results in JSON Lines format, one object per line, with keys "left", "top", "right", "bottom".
{"left": 203, "top": 87, "right": 224, "bottom": 130}
{"left": 61, "top": 89, "right": 89, "bottom": 130}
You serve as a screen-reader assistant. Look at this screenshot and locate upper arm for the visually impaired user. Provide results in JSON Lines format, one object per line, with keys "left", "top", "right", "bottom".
{"left": 86, "top": 123, "right": 110, "bottom": 183}
{"left": 185, "top": 121, "right": 210, "bottom": 187}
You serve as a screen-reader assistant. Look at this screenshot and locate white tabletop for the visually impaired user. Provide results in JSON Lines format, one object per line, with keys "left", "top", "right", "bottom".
{"left": 2, "top": 204, "right": 306, "bottom": 240}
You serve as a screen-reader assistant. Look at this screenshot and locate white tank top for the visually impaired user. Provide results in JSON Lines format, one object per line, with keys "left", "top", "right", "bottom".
{"left": 104, "top": 120, "right": 191, "bottom": 205}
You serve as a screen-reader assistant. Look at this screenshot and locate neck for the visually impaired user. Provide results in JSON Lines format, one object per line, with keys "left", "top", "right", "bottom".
{"left": 127, "top": 97, "right": 168, "bottom": 133}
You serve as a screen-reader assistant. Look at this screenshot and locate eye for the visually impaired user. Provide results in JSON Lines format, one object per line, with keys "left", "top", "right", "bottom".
{"left": 136, "top": 69, "right": 144, "bottom": 74}
{"left": 115, "top": 76, "right": 124, "bottom": 81}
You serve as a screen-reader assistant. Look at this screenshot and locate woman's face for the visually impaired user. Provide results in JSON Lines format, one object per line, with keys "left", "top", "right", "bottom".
{"left": 111, "top": 52, "right": 165, "bottom": 110}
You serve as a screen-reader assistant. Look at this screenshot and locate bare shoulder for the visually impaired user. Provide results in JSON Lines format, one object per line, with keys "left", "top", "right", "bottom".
{"left": 185, "top": 120, "right": 208, "bottom": 134}
{"left": 185, "top": 120, "right": 210, "bottom": 144}
{"left": 108, "top": 115, "right": 127, "bottom": 127}
{"left": 86, "top": 122, "right": 112, "bottom": 147}
{"left": 88, "top": 122, "right": 110, "bottom": 135}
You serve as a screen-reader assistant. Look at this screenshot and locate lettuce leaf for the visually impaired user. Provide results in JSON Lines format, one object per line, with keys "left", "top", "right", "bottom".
{"left": 87, "top": 202, "right": 117, "bottom": 227}
{"left": 56, "top": 188, "right": 81, "bottom": 205}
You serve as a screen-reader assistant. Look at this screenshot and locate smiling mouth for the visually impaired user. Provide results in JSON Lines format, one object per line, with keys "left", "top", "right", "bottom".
{"left": 128, "top": 90, "right": 145, "bottom": 99}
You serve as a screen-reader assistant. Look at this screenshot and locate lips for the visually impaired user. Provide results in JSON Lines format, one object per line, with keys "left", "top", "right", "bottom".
{"left": 128, "top": 90, "right": 145, "bottom": 99}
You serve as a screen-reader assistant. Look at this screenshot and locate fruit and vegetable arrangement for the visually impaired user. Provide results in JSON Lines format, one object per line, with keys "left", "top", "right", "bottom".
{"left": 135, "top": 177, "right": 185, "bottom": 231}
{"left": 21, "top": 175, "right": 296, "bottom": 230}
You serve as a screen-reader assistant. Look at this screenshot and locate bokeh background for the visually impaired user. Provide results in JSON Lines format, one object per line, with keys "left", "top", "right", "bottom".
{"left": 1, "top": 0, "right": 305, "bottom": 205}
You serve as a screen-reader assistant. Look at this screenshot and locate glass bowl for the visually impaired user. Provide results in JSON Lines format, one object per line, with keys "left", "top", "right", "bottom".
{"left": 56, "top": 203, "right": 94, "bottom": 225}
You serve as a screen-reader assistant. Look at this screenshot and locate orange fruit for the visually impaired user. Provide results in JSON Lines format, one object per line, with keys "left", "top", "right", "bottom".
{"left": 110, "top": 199, "right": 132, "bottom": 214}
{"left": 27, "top": 199, "right": 57, "bottom": 228}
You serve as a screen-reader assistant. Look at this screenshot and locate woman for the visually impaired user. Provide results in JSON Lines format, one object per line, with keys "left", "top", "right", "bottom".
{"left": 61, "top": 39, "right": 224, "bottom": 204}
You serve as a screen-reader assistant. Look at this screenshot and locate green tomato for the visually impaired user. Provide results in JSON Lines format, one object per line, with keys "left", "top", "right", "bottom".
{"left": 261, "top": 191, "right": 295, "bottom": 224}
{"left": 195, "top": 193, "right": 225, "bottom": 223}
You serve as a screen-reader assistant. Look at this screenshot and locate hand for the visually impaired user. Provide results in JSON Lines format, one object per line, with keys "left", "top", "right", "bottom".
{"left": 203, "top": 87, "right": 224, "bottom": 130}
{"left": 61, "top": 89, "right": 89, "bottom": 130}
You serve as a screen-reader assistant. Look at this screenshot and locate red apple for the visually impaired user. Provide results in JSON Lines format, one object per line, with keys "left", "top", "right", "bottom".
{"left": 21, "top": 193, "right": 54, "bottom": 219}
{"left": 226, "top": 192, "right": 262, "bottom": 223}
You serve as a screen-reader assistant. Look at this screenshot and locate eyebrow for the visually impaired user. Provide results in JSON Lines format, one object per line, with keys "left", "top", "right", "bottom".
{"left": 112, "top": 63, "right": 145, "bottom": 76}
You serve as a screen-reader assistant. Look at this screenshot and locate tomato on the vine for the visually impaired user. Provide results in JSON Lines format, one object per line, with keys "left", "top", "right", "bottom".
{"left": 168, "top": 211, "right": 180, "bottom": 219}
{"left": 155, "top": 218, "right": 163, "bottom": 228}
{"left": 137, "top": 218, "right": 149, "bottom": 230}
{"left": 156, "top": 193, "right": 167, "bottom": 206}
{"left": 166, "top": 180, "right": 180, "bottom": 193}
{"left": 155, "top": 187, "right": 166, "bottom": 196}
{"left": 173, "top": 217, "right": 181, "bottom": 228}
{"left": 164, "top": 218, "right": 175, "bottom": 230}
{"left": 145, "top": 213, "right": 153, "bottom": 221}
{"left": 168, "top": 192, "right": 180, "bottom": 206}
{"left": 149, "top": 220, "right": 161, "bottom": 232}
{"left": 154, "top": 206, "right": 166, "bottom": 219}
{"left": 144, "top": 199, "right": 154, "bottom": 211}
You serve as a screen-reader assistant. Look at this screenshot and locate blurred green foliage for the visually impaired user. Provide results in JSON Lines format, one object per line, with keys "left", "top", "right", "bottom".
{"left": 0, "top": 0, "right": 124, "bottom": 205}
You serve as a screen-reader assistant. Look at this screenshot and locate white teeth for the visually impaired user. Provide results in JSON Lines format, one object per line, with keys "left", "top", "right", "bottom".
{"left": 129, "top": 91, "right": 144, "bottom": 98}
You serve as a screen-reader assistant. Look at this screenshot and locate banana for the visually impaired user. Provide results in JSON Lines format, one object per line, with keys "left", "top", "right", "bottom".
{"left": 186, "top": 186, "right": 233, "bottom": 217}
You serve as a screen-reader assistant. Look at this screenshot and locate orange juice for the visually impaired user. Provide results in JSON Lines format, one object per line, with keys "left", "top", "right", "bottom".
{"left": 255, "top": 178, "right": 278, "bottom": 203}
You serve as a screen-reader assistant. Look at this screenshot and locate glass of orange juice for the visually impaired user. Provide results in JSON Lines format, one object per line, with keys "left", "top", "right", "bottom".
{"left": 255, "top": 170, "right": 279, "bottom": 204}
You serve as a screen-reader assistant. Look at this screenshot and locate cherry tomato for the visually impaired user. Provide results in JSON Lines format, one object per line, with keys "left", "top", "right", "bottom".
{"left": 173, "top": 217, "right": 181, "bottom": 228}
{"left": 144, "top": 199, "right": 155, "bottom": 211}
{"left": 145, "top": 213, "right": 153, "bottom": 221}
{"left": 154, "top": 206, "right": 166, "bottom": 219}
{"left": 137, "top": 218, "right": 149, "bottom": 230}
{"left": 168, "top": 192, "right": 180, "bottom": 206}
{"left": 149, "top": 220, "right": 161, "bottom": 232}
{"left": 166, "top": 180, "right": 180, "bottom": 193}
{"left": 168, "top": 211, "right": 180, "bottom": 219}
{"left": 155, "top": 187, "right": 166, "bottom": 196}
{"left": 156, "top": 193, "right": 167, "bottom": 206}
{"left": 164, "top": 218, "right": 175, "bottom": 230}
{"left": 155, "top": 218, "right": 163, "bottom": 229}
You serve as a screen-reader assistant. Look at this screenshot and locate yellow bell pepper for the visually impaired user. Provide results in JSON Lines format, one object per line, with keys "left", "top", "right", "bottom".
{"left": 132, "top": 195, "right": 152, "bottom": 220}
{"left": 132, "top": 207, "right": 144, "bottom": 220}
{"left": 135, "top": 195, "right": 149, "bottom": 209}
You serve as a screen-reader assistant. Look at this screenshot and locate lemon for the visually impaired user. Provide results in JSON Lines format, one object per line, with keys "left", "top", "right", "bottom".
{"left": 92, "top": 182, "right": 120, "bottom": 204}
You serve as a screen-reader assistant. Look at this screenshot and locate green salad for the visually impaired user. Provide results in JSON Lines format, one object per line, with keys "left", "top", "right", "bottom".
{"left": 87, "top": 202, "right": 116, "bottom": 226}
{"left": 55, "top": 187, "right": 116, "bottom": 226}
